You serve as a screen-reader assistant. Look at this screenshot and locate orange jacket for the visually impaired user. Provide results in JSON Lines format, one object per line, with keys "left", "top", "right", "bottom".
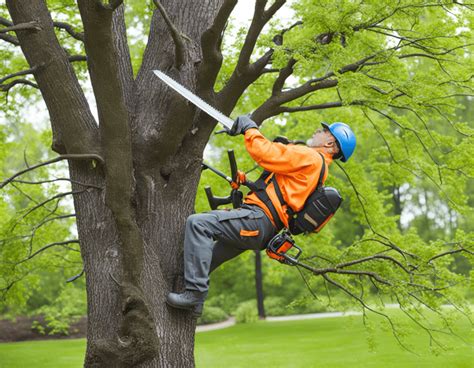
{"left": 243, "top": 129, "right": 332, "bottom": 228}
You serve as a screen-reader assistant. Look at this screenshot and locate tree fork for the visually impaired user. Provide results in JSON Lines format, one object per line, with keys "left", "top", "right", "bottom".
{"left": 77, "top": 1, "right": 159, "bottom": 365}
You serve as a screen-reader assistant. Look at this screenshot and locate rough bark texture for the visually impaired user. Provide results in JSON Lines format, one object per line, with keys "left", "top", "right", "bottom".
{"left": 5, "top": 0, "right": 269, "bottom": 366}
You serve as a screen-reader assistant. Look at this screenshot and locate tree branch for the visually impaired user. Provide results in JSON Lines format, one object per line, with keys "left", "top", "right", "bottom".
{"left": 68, "top": 55, "right": 87, "bottom": 63}
{"left": 16, "top": 240, "right": 80, "bottom": 264}
{"left": 12, "top": 190, "right": 85, "bottom": 230}
{"left": 0, "top": 154, "right": 104, "bottom": 189}
{"left": 428, "top": 245, "right": 474, "bottom": 263}
{"left": 236, "top": 0, "right": 286, "bottom": 71}
{"left": 0, "top": 78, "right": 38, "bottom": 93}
{"left": 67, "top": 268, "right": 85, "bottom": 283}
{"left": 0, "top": 21, "right": 42, "bottom": 33}
{"left": 272, "top": 58, "right": 297, "bottom": 96}
{"left": 216, "top": 0, "right": 287, "bottom": 115}
{"left": 153, "top": 0, "right": 186, "bottom": 69}
{"left": 6, "top": 0, "right": 100, "bottom": 155}
{"left": 95, "top": 0, "right": 123, "bottom": 11}
{"left": 321, "top": 274, "right": 414, "bottom": 352}
{"left": 0, "top": 66, "right": 38, "bottom": 84}
{"left": 198, "top": 0, "right": 238, "bottom": 92}
{"left": 279, "top": 101, "right": 343, "bottom": 113}
{"left": 0, "top": 33, "right": 19, "bottom": 45}
{"left": 12, "top": 177, "right": 103, "bottom": 190}
{"left": 53, "top": 21, "right": 84, "bottom": 42}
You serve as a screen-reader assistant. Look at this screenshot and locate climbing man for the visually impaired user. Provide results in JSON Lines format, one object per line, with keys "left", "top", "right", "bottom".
{"left": 166, "top": 115, "right": 356, "bottom": 315}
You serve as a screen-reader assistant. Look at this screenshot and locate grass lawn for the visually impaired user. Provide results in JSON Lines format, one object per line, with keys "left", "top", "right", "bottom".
{"left": 0, "top": 314, "right": 472, "bottom": 368}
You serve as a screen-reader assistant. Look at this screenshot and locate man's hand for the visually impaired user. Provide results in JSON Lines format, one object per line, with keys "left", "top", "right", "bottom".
{"left": 228, "top": 115, "right": 258, "bottom": 136}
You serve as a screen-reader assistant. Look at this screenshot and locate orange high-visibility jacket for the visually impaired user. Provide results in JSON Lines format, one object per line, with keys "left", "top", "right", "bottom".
{"left": 243, "top": 129, "right": 332, "bottom": 229}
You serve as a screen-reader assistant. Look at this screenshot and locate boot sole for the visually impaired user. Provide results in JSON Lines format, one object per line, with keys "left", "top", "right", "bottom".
{"left": 165, "top": 300, "right": 203, "bottom": 317}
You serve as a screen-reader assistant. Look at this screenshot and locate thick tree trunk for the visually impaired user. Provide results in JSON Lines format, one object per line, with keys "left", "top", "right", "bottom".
{"left": 72, "top": 156, "right": 205, "bottom": 367}
{"left": 8, "top": 0, "right": 233, "bottom": 366}
{"left": 71, "top": 2, "right": 225, "bottom": 367}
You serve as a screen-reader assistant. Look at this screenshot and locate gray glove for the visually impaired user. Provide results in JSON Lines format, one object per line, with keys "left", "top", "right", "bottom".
{"left": 228, "top": 115, "right": 258, "bottom": 136}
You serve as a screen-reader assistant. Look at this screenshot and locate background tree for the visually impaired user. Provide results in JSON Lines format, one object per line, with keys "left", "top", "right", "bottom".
{"left": 1, "top": 0, "right": 473, "bottom": 367}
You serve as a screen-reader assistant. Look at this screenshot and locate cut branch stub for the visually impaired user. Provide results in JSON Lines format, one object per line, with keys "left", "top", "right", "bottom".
{"left": 0, "top": 21, "right": 42, "bottom": 33}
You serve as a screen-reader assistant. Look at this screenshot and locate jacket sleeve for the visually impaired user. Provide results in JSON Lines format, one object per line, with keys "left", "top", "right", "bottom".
{"left": 244, "top": 129, "right": 317, "bottom": 175}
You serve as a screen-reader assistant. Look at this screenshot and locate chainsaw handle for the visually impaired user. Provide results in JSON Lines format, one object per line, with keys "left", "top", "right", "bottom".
{"left": 282, "top": 243, "right": 302, "bottom": 266}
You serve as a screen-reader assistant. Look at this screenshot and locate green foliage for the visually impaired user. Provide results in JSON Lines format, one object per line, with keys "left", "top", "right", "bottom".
{"left": 235, "top": 300, "right": 259, "bottom": 324}
{"left": 197, "top": 306, "right": 228, "bottom": 326}
{"left": 34, "top": 285, "right": 86, "bottom": 335}
{"left": 0, "top": 120, "right": 82, "bottom": 331}
{"left": 1, "top": 0, "right": 473, "bottom": 349}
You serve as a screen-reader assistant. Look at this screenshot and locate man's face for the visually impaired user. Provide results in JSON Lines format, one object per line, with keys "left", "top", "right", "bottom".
{"left": 306, "top": 128, "right": 336, "bottom": 148}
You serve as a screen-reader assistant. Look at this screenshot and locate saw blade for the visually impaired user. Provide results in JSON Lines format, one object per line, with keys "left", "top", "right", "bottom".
{"left": 153, "top": 70, "right": 234, "bottom": 130}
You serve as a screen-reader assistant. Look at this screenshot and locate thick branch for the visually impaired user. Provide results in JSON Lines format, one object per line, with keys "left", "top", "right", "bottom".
{"left": 0, "top": 21, "right": 42, "bottom": 33}
{"left": 68, "top": 55, "right": 87, "bottom": 62}
{"left": 272, "top": 58, "right": 297, "bottom": 96}
{"left": 6, "top": 0, "right": 99, "bottom": 154}
{"left": 215, "top": 1, "right": 286, "bottom": 115}
{"left": 198, "top": 0, "right": 238, "bottom": 92}
{"left": 237, "top": 0, "right": 286, "bottom": 71}
{"left": 0, "top": 17, "right": 13, "bottom": 27}
{"left": 153, "top": 0, "right": 186, "bottom": 69}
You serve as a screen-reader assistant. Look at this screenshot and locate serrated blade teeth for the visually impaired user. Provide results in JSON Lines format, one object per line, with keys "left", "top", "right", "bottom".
{"left": 153, "top": 70, "right": 234, "bottom": 130}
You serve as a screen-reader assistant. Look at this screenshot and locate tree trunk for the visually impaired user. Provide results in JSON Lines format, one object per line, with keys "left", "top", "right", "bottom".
{"left": 70, "top": 157, "right": 203, "bottom": 367}
{"left": 71, "top": 2, "right": 225, "bottom": 367}
{"left": 255, "top": 251, "right": 266, "bottom": 319}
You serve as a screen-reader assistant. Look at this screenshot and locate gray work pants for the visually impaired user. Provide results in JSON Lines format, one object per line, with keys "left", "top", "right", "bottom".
{"left": 184, "top": 205, "right": 277, "bottom": 292}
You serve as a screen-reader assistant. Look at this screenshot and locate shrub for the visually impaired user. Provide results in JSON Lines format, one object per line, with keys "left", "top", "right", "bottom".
{"left": 205, "top": 293, "right": 239, "bottom": 315}
{"left": 197, "top": 306, "right": 228, "bottom": 325}
{"left": 235, "top": 300, "right": 258, "bottom": 324}
{"left": 264, "top": 296, "right": 288, "bottom": 316}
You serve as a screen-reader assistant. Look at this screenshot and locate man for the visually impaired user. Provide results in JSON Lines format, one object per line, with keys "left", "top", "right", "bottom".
{"left": 167, "top": 116, "right": 356, "bottom": 315}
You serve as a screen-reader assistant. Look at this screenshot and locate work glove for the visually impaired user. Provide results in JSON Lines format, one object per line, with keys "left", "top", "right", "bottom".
{"left": 228, "top": 115, "right": 258, "bottom": 136}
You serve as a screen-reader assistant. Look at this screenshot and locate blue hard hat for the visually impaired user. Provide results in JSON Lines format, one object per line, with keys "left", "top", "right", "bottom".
{"left": 321, "top": 122, "right": 356, "bottom": 162}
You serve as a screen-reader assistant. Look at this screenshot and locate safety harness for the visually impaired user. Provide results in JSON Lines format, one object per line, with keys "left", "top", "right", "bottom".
{"left": 248, "top": 153, "right": 338, "bottom": 234}
{"left": 202, "top": 145, "right": 342, "bottom": 266}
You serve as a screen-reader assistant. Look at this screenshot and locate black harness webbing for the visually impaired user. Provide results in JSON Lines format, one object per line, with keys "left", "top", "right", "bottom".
{"left": 251, "top": 154, "right": 326, "bottom": 231}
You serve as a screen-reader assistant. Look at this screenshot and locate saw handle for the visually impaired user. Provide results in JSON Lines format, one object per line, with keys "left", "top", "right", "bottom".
{"left": 202, "top": 149, "right": 243, "bottom": 209}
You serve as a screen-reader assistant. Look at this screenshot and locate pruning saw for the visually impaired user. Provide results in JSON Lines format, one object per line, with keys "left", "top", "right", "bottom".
{"left": 153, "top": 70, "right": 234, "bottom": 130}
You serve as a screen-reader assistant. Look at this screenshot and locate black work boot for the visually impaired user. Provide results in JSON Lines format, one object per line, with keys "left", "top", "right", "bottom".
{"left": 166, "top": 290, "right": 207, "bottom": 316}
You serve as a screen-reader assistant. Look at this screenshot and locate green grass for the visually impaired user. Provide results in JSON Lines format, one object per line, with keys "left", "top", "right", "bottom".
{"left": 0, "top": 315, "right": 472, "bottom": 368}
{"left": 195, "top": 316, "right": 474, "bottom": 368}
{"left": 0, "top": 338, "right": 85, "bottom": 368}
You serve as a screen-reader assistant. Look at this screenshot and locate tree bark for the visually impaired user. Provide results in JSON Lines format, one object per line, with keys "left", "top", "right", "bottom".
{"left": 7, "top": 0, "right": 225, "bottom": 367}
{"left": 255, "top": 251, "right": 266, "bottom": 319}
